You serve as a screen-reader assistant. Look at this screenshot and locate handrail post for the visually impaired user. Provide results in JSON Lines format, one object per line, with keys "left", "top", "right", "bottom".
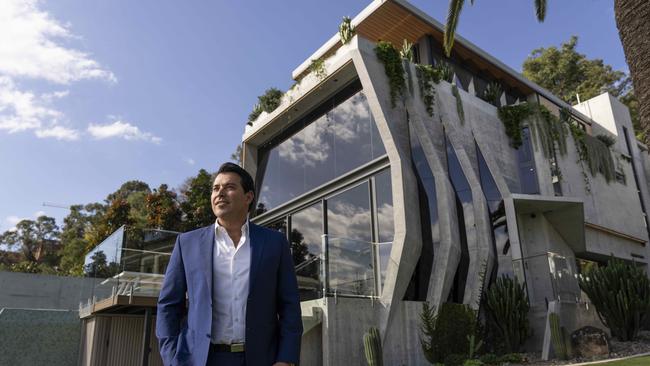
{"left": 321, "top": 234, "right": 328, "bottom": 298}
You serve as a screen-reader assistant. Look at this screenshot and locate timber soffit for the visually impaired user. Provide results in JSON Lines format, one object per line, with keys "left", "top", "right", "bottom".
{"left": 290, "top": 0, "right": 597, "bottom": 125}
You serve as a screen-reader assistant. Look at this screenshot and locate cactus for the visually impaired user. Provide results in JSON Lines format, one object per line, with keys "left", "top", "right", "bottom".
{"left": 364, "top": 327, "right": 383, "bottom": 366}
{"left": 467, "top": 334, "right": 483, "bottom": 359}
{"left": 338, "top": 16, "right": 356, "bottom": 45}
{"left": 549, "top": 312, "right": 572, "bottom": 360}
{"left": 485, "top": 276, "right": 530, "bottom": 353}
{"left": 579, "top": 256, "right": 650, "bottom": 341}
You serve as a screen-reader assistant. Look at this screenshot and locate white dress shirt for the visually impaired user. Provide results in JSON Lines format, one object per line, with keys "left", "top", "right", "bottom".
{"left": 211, "top": 219, "right": 250, "bottom": 344}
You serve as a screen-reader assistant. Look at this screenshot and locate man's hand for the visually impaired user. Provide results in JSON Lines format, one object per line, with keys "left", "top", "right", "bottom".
{"left": 273, "top": 363, "right": 292, "bottom": 366}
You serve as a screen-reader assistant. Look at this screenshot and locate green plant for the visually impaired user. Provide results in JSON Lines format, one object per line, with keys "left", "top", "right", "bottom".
{"left": 549, "top": 312, "right": 572, "bottom": 360}
{"left": 420, "top": 302, "right": 480, "bottom": 363}
{"left": 375, "top": 41, "right": 406, "bottom": 108}
{"left": 435, "top": 61, "right": 454, "bottom": 83}
{"left": 571, "top": 125, "right": 616, "bottom": 183}
{"left": 445, "top": 354, "right": 468, "bottom": 366}
{"left": 497, "top": 103, "right": 533, "bottom": 148}
{"left": 248, "top": 87, "right": 283, "bottom": 123}
{"left": 363, "top": 327, "right": 383, "bottom": 366}
{"left": 415, "top": 64, "right": 442, "bottom": 116}
{"left": 467, "top": 334, "right": 483, "bottom": 359}
{"left": 310, "top": 58, "right": 327, "bottom": 80}
{"left": 579, "top": 256, "right": 650, "bottom": 341}
{"left": 596, "top": 134, "right": 617, "bottom": 147}
{"left": 463, "top": 360, "right": 484, "bottom": 366}
{"left": 482, "top": 82, "right": 502, "bottom": 106}
{"left": 400, "top": 39, "right": 414, "bottom": 62}
{"left": 452, "top": 84, "right": 465, "bottom": 125}
{"left": 485, "top": 276, "right": 530, "bottom": 353}
{"left": 497, "top": 353, "right": 525, "bottom": 364}
{"left": 478, "top": 353, "right": 500, "bottom": 365}
{"left": 338, "top": 16, "right": 355, "bottom": 45}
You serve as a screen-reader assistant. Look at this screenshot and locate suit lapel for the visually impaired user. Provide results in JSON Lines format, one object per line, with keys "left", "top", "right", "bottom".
{"left": 248, "top": 223, "right": 265, "bottom": 292}
{"left": 201, "top": 224, "right": 215, "bottom": 292}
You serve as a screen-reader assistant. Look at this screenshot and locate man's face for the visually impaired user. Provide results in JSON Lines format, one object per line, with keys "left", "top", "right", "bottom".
{"left": 211, "top": 172, "right": 253, "bottom": 221}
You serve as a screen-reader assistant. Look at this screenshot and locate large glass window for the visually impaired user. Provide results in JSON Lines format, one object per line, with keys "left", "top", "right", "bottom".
{"left": 291, "top": 202, "right": 323, "bottom": 301}
{"left": 262, "top": 168, "right": 393, "bottom": 300}
{"left": 517, "top": 127, "right": 540, "bottom": 194}
{"left": 257, "top": 81, "right": 386, "bottom": 211}
{"left": 445, "top": 135, "right": 471, "bottom": 303}
{"left": 327, "top": 182, "right": 374, "bottom": 296}
{"left": 374, "top": 169, "right": 394, "bottom": 290}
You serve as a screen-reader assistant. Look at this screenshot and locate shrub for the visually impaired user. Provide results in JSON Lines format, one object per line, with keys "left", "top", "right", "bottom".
{"left": 248, "top": 88, "right": 283, "bottom": 123}
{"left": 485, "top": 276, "right": 531, "bottom": 353}
{"left": 463, "top": 360, "right": 485, "bottom": 366}
{"left": 420, "top": 302, "right": 480, "bottom": 364}
{"left": 478, "top": 353, "right": 500, "bottom": 365}
{"left": 444, "top": 354, "right": 467, "bottom": 366}
{"left": 579, "top": 256, "right": 650, "bottom": 341}
{"left": 497, "top": 353, "right": 525, "bottom": 364}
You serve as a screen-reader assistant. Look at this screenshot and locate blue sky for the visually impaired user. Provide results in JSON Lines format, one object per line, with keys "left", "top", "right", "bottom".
{"left": 0, "top": 0, "right": 626, "bottom": 232}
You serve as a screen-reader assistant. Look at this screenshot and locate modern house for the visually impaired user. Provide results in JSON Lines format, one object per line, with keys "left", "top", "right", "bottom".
{"left": 241, "top": 0, "right": 650, "bottom": 364}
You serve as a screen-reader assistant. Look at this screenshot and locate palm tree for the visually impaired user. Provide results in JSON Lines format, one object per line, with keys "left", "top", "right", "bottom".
{"left": 614, "top": 0, "right": 650, "bottom": 143}
{"left": 442, "top": 0, "right": 546, "bottom": 57}
{"left": 443, "top": 0, "right": 650, "bottom": 144}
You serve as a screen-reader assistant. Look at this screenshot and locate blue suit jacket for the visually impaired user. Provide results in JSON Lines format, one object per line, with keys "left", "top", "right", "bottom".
{"left": 156, "top": 223, "right": 302, "bottom": 366}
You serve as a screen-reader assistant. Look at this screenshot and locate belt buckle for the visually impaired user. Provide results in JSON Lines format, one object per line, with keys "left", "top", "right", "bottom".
{"left": 230, "top": 343, "right": 244, "bottom": 353}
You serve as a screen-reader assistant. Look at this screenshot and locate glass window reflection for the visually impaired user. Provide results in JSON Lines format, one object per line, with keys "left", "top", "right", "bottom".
{"left": 374, "top": 169, "right": 394, "bottom": 290}
{"left": 290, "top": 202, "right": 323, "bottom": 301}
{"left": 257, "top": 82, "right": 386, "bottom": 212}
{"left": 327, "top": 182, "right": 373, "bottom": 296}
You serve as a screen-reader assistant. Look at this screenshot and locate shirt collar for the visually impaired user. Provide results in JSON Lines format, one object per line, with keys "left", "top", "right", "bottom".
{"left": 214, "top": 217, "right": 249, "bottom": 235}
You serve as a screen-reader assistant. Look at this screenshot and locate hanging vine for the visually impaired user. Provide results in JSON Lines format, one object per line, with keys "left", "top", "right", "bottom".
{"left": 528, "top": 105, "right": 568, "bottom": 160}
{"left": 497, "top": 103, "right": 533, "bottom": 148}
{"left": 309, "top": 58, "right": 327, "bottom": 81}
{"left": 415, "top": 64, "right": 441, "bottom": 117}
{"left": 451, "top": 84, "right": 465, "bottom": 125}
{"left": 375, "top": 41, "right": 406, "bottom": 108}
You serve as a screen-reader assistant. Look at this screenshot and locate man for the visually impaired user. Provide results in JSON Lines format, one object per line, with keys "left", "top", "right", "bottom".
{"left": 156, "top": 162, "right": 302, "bottom": 366}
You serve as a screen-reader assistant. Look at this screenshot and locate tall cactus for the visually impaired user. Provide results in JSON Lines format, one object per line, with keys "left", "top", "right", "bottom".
{"left": 549, "top": 313, "right": 572, "bottom": 360}
{"left": 579, "top": 256, "right": 650, "bottom": 341}
{"left": 485, "top": 275, "right": 531, "bottom": 353}
{"left": 364, "top": 327, "right": 383, "bottom": 366}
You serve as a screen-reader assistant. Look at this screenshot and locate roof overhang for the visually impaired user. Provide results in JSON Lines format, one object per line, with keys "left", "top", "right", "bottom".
{"left": 512, "top": 194, "right": 586, "bottom": 253}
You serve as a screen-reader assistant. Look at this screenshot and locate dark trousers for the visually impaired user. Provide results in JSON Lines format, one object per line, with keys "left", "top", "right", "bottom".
{"left": 205, "top": 350, "right": 246, "bottom": 366}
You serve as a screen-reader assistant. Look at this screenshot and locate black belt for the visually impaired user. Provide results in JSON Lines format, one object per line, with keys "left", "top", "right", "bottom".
{"left": 210, "top": 342, "right": 245, "bottom": 353}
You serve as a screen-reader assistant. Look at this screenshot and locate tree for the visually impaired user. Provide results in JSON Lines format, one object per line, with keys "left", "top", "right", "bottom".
{"left": 442, "top": 0, "right": 546, "bottom": 57}
{"left": 84, "top": 199, "right": 134, "bottom": 250}
{"left": 106, "top": 180, "right": 151, "bottom": 229}
{"left": 523, "top": 36, "right": 629, "bottom": 105}
{"left": 0, "top": 216, "right": 61, "bottom": 268}
{"left": 231, "top": 145, "right": 243, "bottom": 165}
{"left": 443, "top": 1, "right": 650, "bottom": 144}
{"left": 179, "top": 169, "right": 215, "bottom": 231}
{"left": 522, "top": 36, "right": 640, "bottom": 136}
{"left": 614, "top": 0, "right": 650, "bottom": 143}
{"left": 146, "top": 184, "right": 183, "bottom": 231}
{"left": 58, "top": 204, "right": 106, "bottom": 275}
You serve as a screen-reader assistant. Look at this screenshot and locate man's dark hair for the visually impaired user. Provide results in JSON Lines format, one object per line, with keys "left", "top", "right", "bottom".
{"left": 216, "top": 162, "right": 255, "bottom": 210}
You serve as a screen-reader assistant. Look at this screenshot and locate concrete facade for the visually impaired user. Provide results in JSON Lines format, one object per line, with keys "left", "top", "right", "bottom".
{"left": 241, "top": 1, "right": 650, "bottom": 364}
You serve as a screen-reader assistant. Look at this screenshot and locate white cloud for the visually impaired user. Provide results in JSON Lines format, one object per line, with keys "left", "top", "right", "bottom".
{"left": 0, "top": 0, "right": 115, "bottom": 141}
{"left": 0, "top": 0, "right": 116, "bottom": 84}
{"left": 186, "top": 158, "right": 196, "bottom": 166}
{"left": 35, "top": 125, "right": 79, "bottom": 140}
{"left": 87, "top": 120, "right": 162, "bottom": 144}
{"left": 2, "top": 210, "right": 48, "bottom": 232}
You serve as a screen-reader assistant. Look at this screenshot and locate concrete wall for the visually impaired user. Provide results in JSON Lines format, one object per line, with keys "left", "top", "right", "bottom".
{"left": 0, "top": 270, "right": 108, "bottom": 310}
{"left": 0, "top": 308, "right": 80, "bottom": 366}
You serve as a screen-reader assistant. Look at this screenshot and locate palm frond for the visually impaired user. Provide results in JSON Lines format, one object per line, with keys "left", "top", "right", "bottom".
{"left": 443, "top": 0, "right": 466, "bottom": 57}
{"left": 535, "top": 0, "right": 547, "bottom": 21}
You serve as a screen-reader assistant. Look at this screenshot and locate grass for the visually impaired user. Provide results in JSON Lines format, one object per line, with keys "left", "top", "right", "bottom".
{"left": 596, "top": 355, "right": 650, "bottom": 365}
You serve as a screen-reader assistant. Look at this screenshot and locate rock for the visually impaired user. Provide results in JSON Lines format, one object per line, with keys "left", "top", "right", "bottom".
{"left": 571, "top": 326, "right": 609, "bottom": 358}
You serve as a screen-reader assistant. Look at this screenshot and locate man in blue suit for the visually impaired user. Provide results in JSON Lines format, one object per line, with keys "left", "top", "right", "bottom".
{"left": 156, "top": 162, "right": 302, "bottom": 366}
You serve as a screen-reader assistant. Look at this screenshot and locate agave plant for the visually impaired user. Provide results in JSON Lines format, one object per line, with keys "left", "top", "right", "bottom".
{"left": 338, "top": 16, "right": 356, "bottom": 45}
